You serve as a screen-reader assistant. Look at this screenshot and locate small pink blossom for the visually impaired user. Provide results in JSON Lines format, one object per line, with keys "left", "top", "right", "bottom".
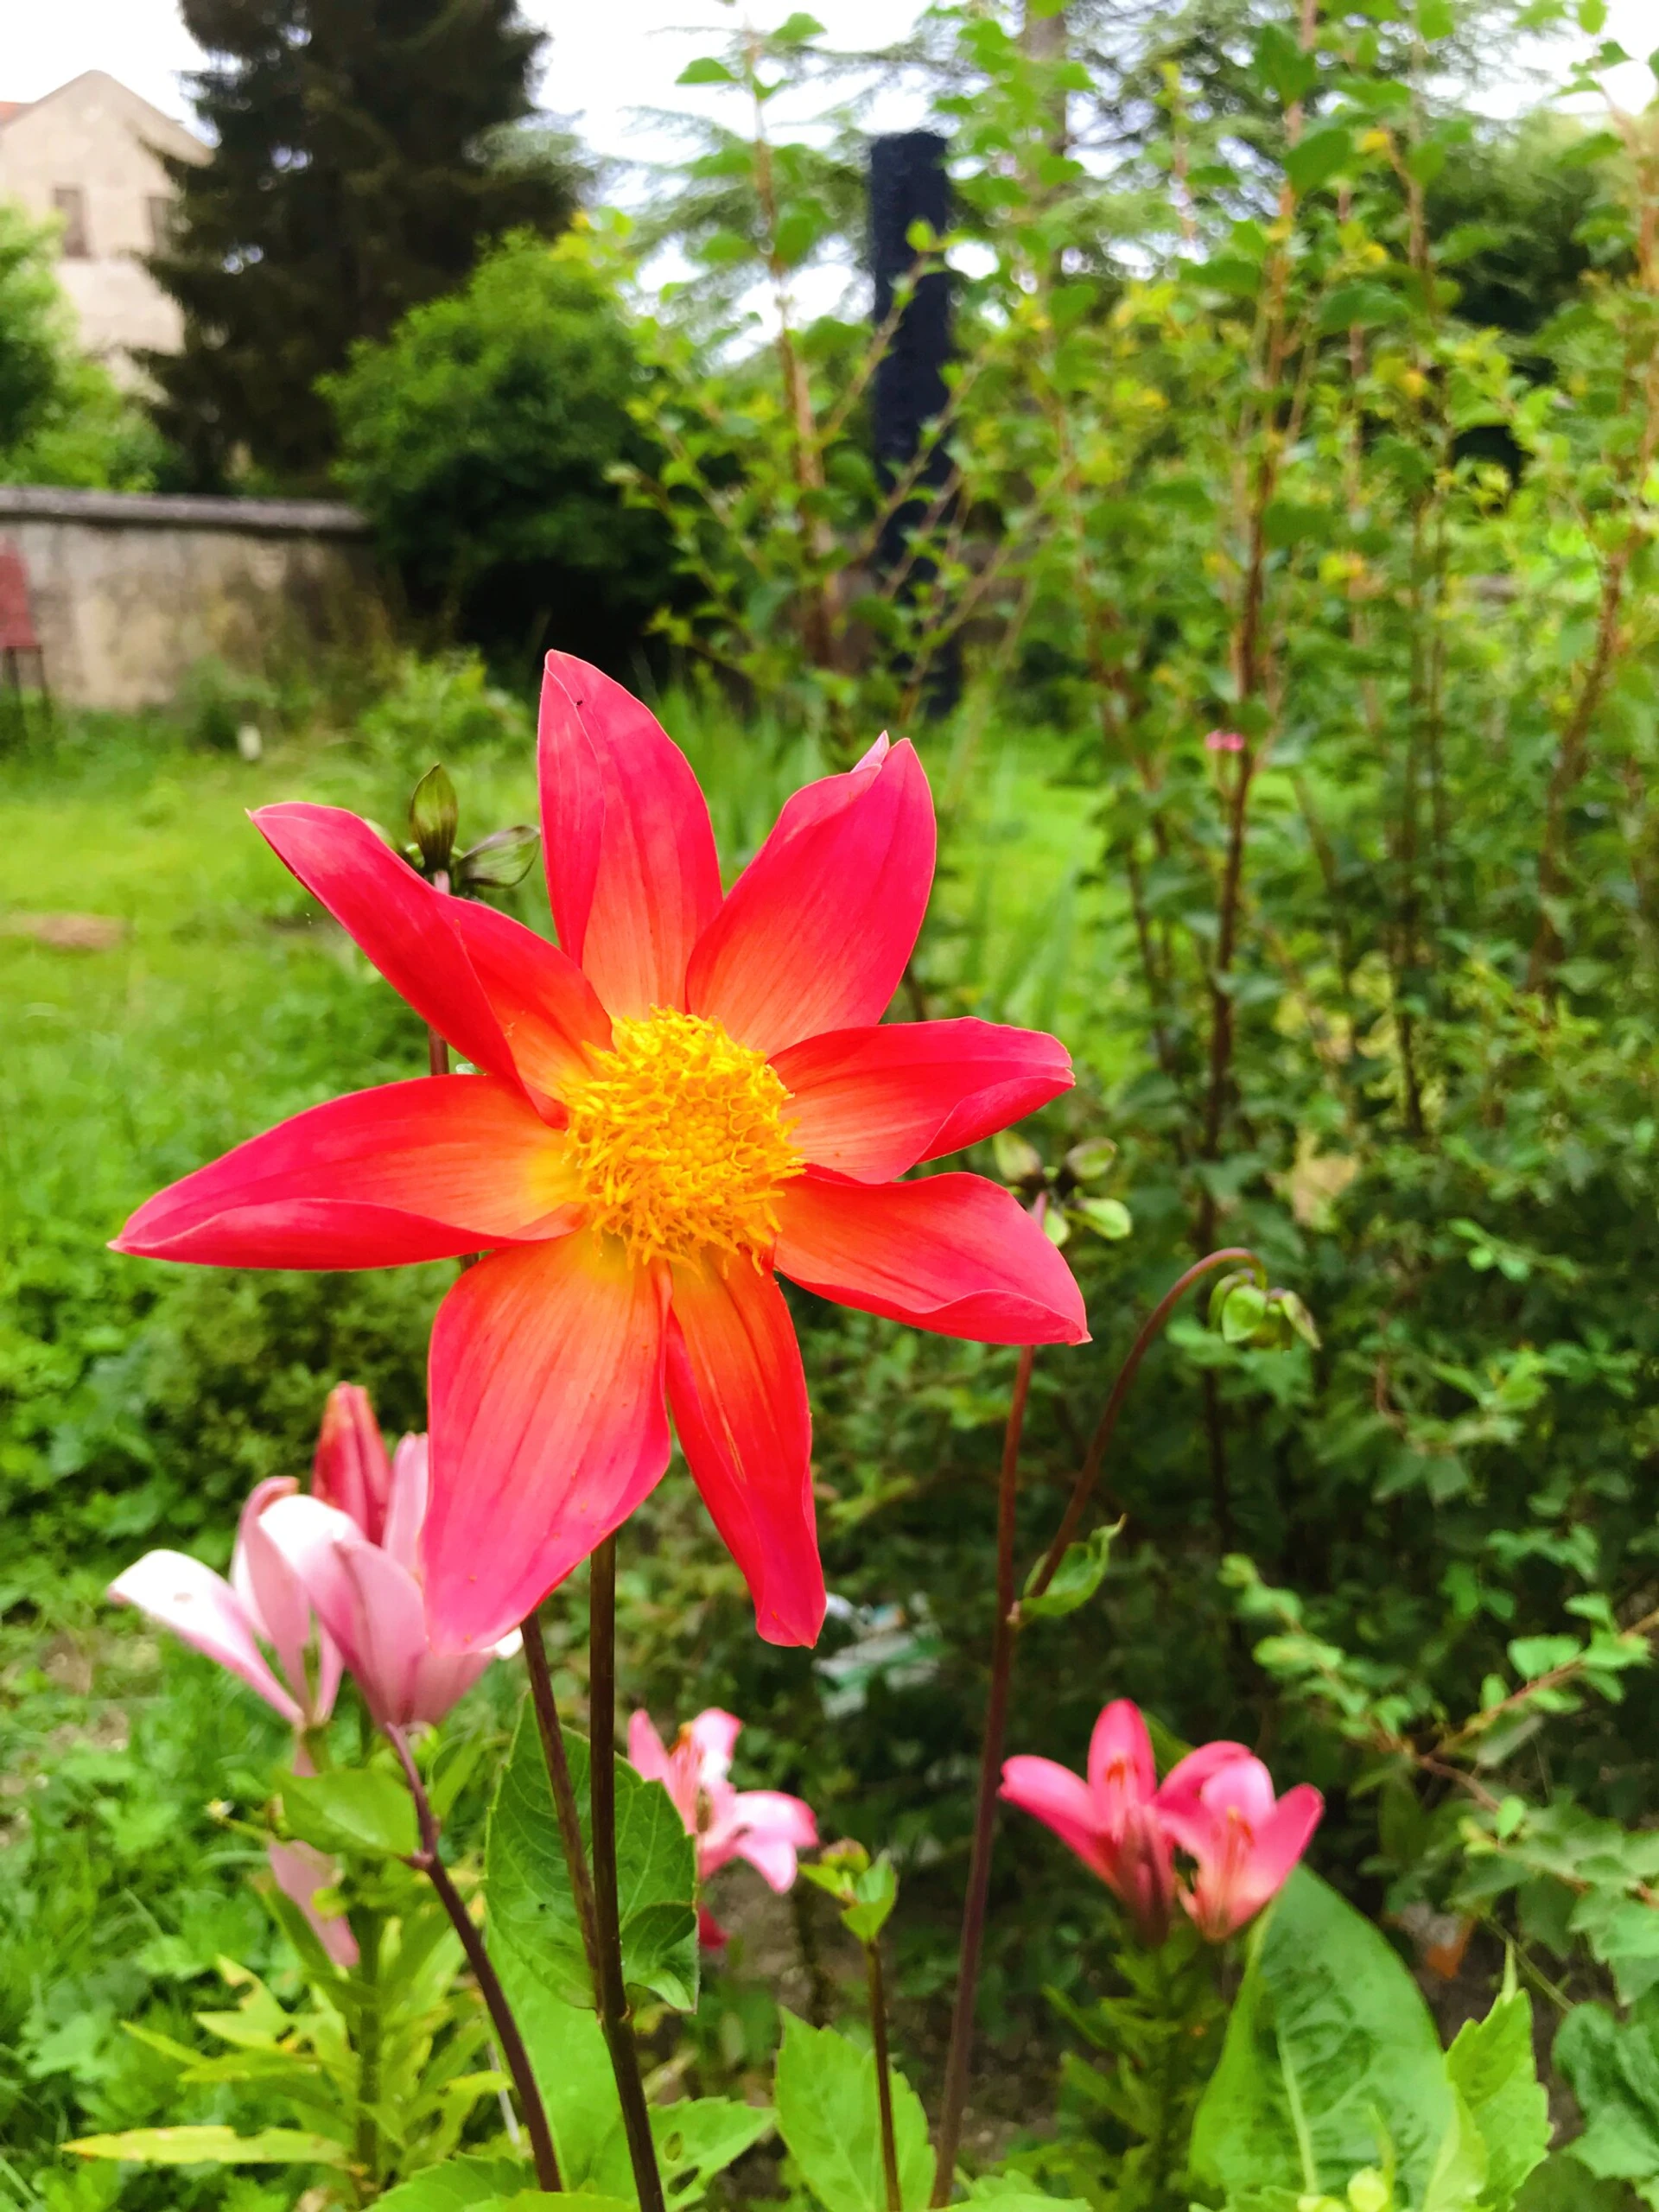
{"left": 1001, "top": 1698, "right": 1320, "bottom": 1944}
{"left": 259, "top": 1432, "right": 518, "bottom": 1731}
{"left": 1156, "top": 1746, "right": 1323, "bottom": 1941}
{"left": 1205, "top": 729, "right": 1245, "bottom": 753}
{"left": 111, "top": 1475, "right": 342, "bottom": 1732}
{"left": 629, "top": 1707, "right": 817, "bottom": 1948}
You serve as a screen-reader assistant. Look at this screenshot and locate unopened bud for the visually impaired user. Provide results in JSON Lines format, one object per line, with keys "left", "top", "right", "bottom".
{"left": 409, "top": 763, "right": 459, "bottom": 876}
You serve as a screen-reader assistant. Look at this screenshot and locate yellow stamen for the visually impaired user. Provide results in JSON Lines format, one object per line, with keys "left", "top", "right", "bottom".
{"left": 563, "top": 1007, "right": 802, "bottom": 1268}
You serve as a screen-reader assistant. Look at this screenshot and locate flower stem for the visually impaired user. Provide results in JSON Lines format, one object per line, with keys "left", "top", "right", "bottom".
{"left": 866, "top": 1938, "right": 904, "bottom": 2212}
{"left": 386, "top": 1725, "right": 561, "bottom": 2192}
{"left": 589, "top": 1535, "right": 668, "bottom": 2212}
{"left": 931, "top": 1338, "right": 1037, "bottom": 2202}
{"left": 1026, "top": 1247, "right": 1262, "bottom": 1603}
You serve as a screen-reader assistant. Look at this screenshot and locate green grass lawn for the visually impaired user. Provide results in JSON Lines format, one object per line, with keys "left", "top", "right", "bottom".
{"left": 0, "top": 684, "right": 1114, "bottom": 2208}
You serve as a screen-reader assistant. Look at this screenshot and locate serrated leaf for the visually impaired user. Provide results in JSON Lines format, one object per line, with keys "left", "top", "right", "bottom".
{"left": 486, "top": 1704, "right": 698, "bottom": 2013}
{"left": 283, "top": 1769, "right": 416, "bottom": 1860}
{"left": 375, "top": 2155, "right": 532, "bottom": 2211}
{"left": 68, "top": 2126, "right": 349, "bottom": 2167}
{"left": 1444, "top": 1967, "right": 1548, "bottom": 2207}
{"left": 773, "top": 2012, "right": 935, "bottom": 2212}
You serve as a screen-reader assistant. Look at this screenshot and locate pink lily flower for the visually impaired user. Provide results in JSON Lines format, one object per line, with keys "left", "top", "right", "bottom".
{"left": 258, "top": 1432, "right": 515, "bottom": 1731}
{"left": 630, "top": 1707, "right": 817, "bottom": 1948}
{"left": 311, "top": 1381, "right": 392, "bottom": 1545}
{"left": 110, "top": 1475, "right": 342, "bottom": 1732}
{"left": 1001, "top": 1700, "right": 1232, "bottom": 1946}
{"left": 115, "top": 656, "right": 1087, "bottom": 1655}
{"left": 1156, "top": 1747, "right": 1323, "bottom": 1941}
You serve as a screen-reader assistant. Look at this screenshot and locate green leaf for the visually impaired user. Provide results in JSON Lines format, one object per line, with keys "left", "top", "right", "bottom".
{"left": 489, "top": 1960, "right": 630, "bottom": 2195}
{"left": 1189, "top": 1869, "right": 1452, "bottom": 2203}
{"left": 841, "top": 1857, "right": 898, "bottom": 1945}
{"left": 1220, "top": 1281, "right": 1269, "bottom": 1344}
{"left": 677, "top": 56, "right": 738, "bottom": 84}
{"left": 375, "top": 2156, "right": 533, "bottom": 2212}
{"left": 1444, "top": 1966, "right": 1548, "bottom": 2207}
{"left": 1284, "top": 125, "right": 1353, "bottom": 196}
{"left": 993, "top": 1129, "right": 1044, "bottom": 1183}
{"left": 486, "top": 1703, "right": 698, "bottom": 2013}
{"left": 283, "top": 1770, "right": 417, "bottom": 1860}
{"left": 1554, "top": 2003, "right": 1659, "bottom": 2187}
{"left": 773, "top": 2012, "right": 935, "bottom": 2212}
{"left": 1022, "top": 1522, "right": 1119, "bottom": 1621}
{"left": 654, "top": 2097, "right": 775, "bottom": 2211}
{"left": 1316, "top": 283, "right": 1408, "bottom": 335}
{"left": 1419, "top": 0, "right": 1456, "bottom": 38}
{"left": 1423, "top": 2088, "right": 1489, "bottom": 2212}
{"left": 67, "top": 2126, "right": 349, "bottom": 2167}
{"left": 770, "top": 11, "right": 826, "bottom": 42}
{"left": 478, "top": 2196, "right": 634, "bottom": 2212}
{"left": 1074, "top": 1196, "right": 1132, "bottom": 1242}
{"left": 1064, "top": 1138, "right": 1116, "bottom": 1184}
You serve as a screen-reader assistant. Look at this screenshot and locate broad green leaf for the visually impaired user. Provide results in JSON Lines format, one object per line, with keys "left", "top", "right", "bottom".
{"left": 1189, "top": 1870, "right": 1452, "bottom": 2204}
{"left": 375, "top": 2156, "right": 531, "bottom": 2211}
{"left": 486, "top": 1704, "right": 698, "bottom": 2012}
{"left": 477, "top": 2197, "right": 634, "bottom": 2212}
{"left": 1514, "top": 2153, "right": 1626, "bottom": 2209}
{"left": 492, "top": 1952, "right": 630, "bottom": 2195}
{"left": 1444, "top": 1968, "right": 1548, "bottom": 2207}
{"left": 68, "top": 2126, "right": 349, "bottom": 2166}
{"left": 677, "top": 56, "right": 737, "bottom": 84}
{"left": 1422, "top": 2088, "right": 1488, "bottom": 2211}
{"left": 773, "top": 2012, "right": 935, "bottom": 2212}
{"left": 1284, "top": 125, "right": 1353, "bottom": 196}
{"left": 1553, "top": 2003, "right": 1659, "bottom": 2186}
{"left": 770, "top": 13, "right": 826, "bottom": 43}
{"left": 965, "top": 2186, "right": 1089, "bottom": 2212}
{"left": 1022, "top": 1522, "right": 1119, "bottom": 1621}
{"left": 283, "top": 1768, "right": 417, "bottom": 1859}
{"left": 654, "top": 2097, "right": 774, "bottom": 2211}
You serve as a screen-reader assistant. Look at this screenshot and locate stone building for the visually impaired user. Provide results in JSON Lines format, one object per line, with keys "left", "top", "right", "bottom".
{"left": 0, "top": 71, "right": 206, "bottom": 376}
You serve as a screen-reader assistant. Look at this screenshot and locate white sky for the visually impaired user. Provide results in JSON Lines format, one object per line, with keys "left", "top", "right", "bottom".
{"left": 3, "top": 0, "right": 1654, "bottom": 166}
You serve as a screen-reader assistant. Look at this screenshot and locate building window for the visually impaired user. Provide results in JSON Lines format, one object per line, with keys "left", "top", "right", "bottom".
{"left": 146, "top": 194, "right": 174, "bottom": 252}
{"left": 52, "top": 185, "right": 89, "bottom": 258}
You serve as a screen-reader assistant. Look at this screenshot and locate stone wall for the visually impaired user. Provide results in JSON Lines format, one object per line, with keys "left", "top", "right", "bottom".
{"left": 0, "top": 486, "right": 381, "bottom": 711}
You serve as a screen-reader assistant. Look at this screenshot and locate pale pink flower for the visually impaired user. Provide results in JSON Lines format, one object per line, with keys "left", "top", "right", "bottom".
{"left": 110, "top": 1476, "right": 342, "bottom": 1732}
{"left": 258, "top": 1434, "right": 517, "bottom": 1731}
{"left": 629, "top": 1707, "right": 817, "bottom": 1948}
{"left": 1205, "top": 729, "right": 1245, "bottom": 753}
{"left": 1156, "top": 1747, "right": 1323, "bottom": 1941}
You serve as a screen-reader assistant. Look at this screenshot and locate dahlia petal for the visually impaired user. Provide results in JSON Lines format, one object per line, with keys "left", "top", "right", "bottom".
{"left": 774, "top": 1019, "right": 1074, "bottom": 1180}
{"left": 422, "top": 1232, "right": 672, "bottom": 1649}
{"left": 313, "top": 1384, "right": 391, "bottom": 1543}
{"left": 1000, "top": 1755, "right": 1111, "bottom": 1882}
{"left": 109, "top": 1551, "right": 303, "bottom": 1728}
{"left": 112, "top": 1077, "right": 576, "bottom": 1269}
{"left": 665, "top": 1259, "right": 824, "bottom": 1648}
{"left": 538, "top": 653, "right": 722, "bottom": 1017}
{"left": 254, "top": 804, "right": 521, "bottom": 1090}
{"left": 442, "top": 894, "right": 612, "bottom": 1106}
{"left": 685, "top": 739, "right": 936, "bottom": 1056}
{"left": 774, "top": 1173, "right": 1089, "bottom": 1345}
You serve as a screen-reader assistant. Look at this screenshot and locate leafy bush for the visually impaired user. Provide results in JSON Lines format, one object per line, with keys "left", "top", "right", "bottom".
{"left": 325, "top": 232, "right": 677, "bottom": 682}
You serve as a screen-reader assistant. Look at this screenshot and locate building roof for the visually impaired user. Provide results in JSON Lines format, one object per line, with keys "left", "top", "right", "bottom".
{"left": 0, "top": 73, "right": 203, "bottom": 158}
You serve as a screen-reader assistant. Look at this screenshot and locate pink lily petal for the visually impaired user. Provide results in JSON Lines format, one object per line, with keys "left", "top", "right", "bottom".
{"left": 773, "top": 1018, "right": 1073, "bottom": 1181}
{"left": 233, "top": 1477, "right": 337, "bottom": 1726}
{"left": 113, "top": 1077, "right": 577, "bottom": 1269}
{"left": 628, "top": 1709, "right": 673, "bottom": 1785}
{"left": 1158, "top": 1756, "right": 1323, "bottom": 1941}
{"left": 665, "top": 1260, "right": 823, "bottom": 1648}
{"left": 109, "top": 1551, "right": 303, "bottom": 1728}
{"left": 312, "top": 1384, "right": 391, "bottom": 1543}
{"left": 422, "top": 1231, "right": 671, "bottom": 1649}
{"left": 1001, "top": 1755, "right": 1113, "bottom": 1883}
{"left": 538, "top": 652, "right": 722, "bottom": 1018}
{"left": 254, "top": 804, "right": 524, "bottom": 1092}
{"left": 685, "top": 739, "right": 936, "bottom": 1057}
{"left": 1157, "top": 1738, "right": 1255, "bottom": 1810}
{"left": 728, "top": 1791, "right": 817, "bottom": 1891}
{"left": 1086, "top": 1700, "right": 1159, "bottom": 1832}
{"left": 689, "top": 1709, "right": 743, "bottom": 1781}
{"left": 381, "top": 1433, "right": 429, "bottom": 1574}
{"left": 774, "top": 1172, "right": 1089, "bottom": 1344}
{"left": 267, "top": 1838, "right": 359, "bottom": 1968}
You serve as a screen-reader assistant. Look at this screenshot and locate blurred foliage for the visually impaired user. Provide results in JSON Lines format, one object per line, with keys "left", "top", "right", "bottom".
{"left": 324, "top": 232, "right": 677, "bottom": 683}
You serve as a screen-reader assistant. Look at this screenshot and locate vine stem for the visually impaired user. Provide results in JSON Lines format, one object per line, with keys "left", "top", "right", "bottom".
{"left": 385, "top": 1725, "right": 561, "bottom": 2191}
{"left": 589, "top": 1536, "right": 668, "bottom": 2212}
{"left": 931, "top": 1332, "right": 1037, "bottom": 2201}
{"left": 1027, "top": 1248, "right": 1262, "bottom": 1603}
{"left": 867, "top": 1936, "right": 903, "bottom": 2212}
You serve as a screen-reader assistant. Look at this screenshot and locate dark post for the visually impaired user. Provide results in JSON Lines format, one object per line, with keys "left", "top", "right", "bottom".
{"left": 868, "top": 130, "right": 958, "bottom": 713}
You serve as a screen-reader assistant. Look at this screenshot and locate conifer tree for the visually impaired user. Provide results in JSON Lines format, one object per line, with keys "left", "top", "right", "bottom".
{"left": 144, "top": 0, "right": 576, "bottom": 486}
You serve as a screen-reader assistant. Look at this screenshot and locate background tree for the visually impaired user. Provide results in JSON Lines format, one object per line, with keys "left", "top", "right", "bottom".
{"left": 144, "top": 0, "right": 580, "bottom": 488}
{"left": 324, "top": 231, "right": 677, "bottom": 681}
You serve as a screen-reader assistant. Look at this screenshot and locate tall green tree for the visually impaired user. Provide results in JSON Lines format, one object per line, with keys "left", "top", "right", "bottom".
{"left": 144, "top": 0, "right": 579, "bottom": 487}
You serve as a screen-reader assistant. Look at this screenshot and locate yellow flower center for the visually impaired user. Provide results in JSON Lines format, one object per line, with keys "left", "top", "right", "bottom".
{"left": 562, "top": 1007, "right": 802, "bottom": 1268}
